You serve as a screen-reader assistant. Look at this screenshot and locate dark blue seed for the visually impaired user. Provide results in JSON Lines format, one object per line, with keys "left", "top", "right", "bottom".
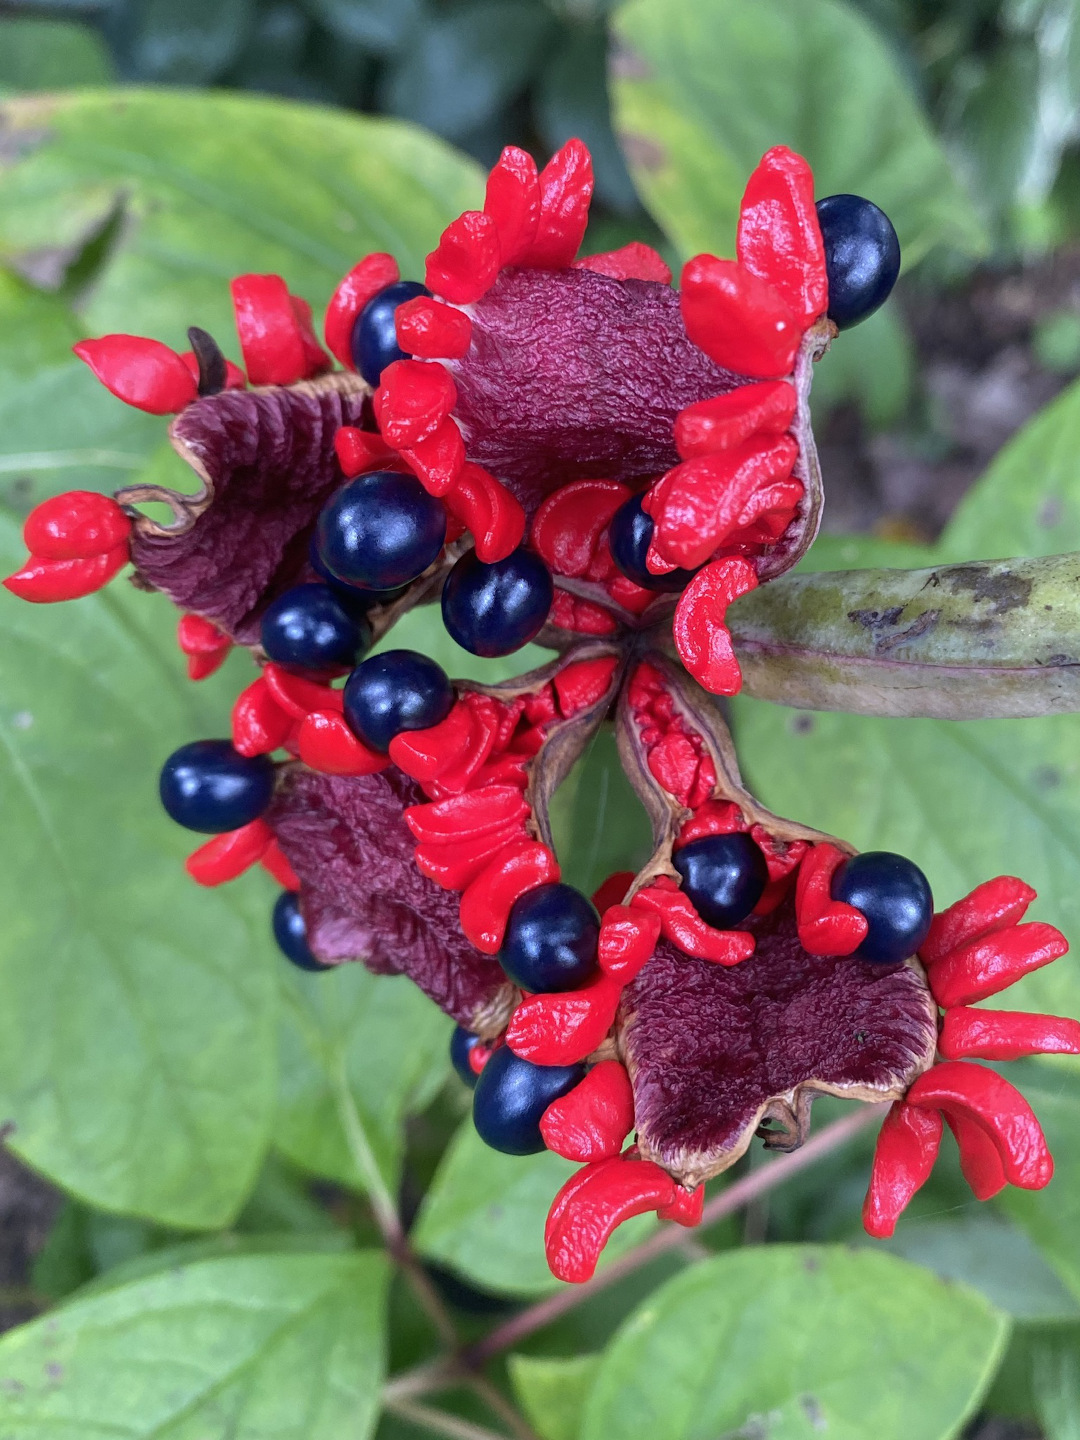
{"left": 159, "top": 739, "right": 275, "bottom": 834}
{"left": 315, "top": 470, "right": 446, "bottom": 592}
{"left": 260, "top": 583, "right": 371, "bottom": 671}
{"left": 815, "top": 194, "right": 901, "bottom": 331}
{"left": 272, "top": 891, "right": 328, "bottom": 972}
{"left": 831, "top": 851, "right": 933, "bottom": 965}
{"left": 499, "top": 883, "right": 600, "bottom": 993}
{"left": 308, "top": 536, "right": 407, "bottom": 612}
{"left": 609, "top": 494, "right": 697, "bottom": 592}
{"left": 450, "top": 1026, "right": 483, "bottom": 1088}
{"left": 343, "top": 648, "right": 454, "bottom": 753}
{"left": 350, "top": 280, "right": 431, "bottom": 386}
{"left": 472, "top": 1047, "right": 585, "bottom": 1155}
{"left": 672, "top": 832, "right": 769, "bottom": 929}
{"left": 441, "top": 547, "right": 553, "bottom": 657}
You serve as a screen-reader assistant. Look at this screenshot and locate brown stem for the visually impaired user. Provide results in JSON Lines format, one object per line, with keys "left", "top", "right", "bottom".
{"left": 383, "top": 1396, "right": 513, "bottom": 1440}
{"left": 462, "top": 1104, "right": 885, "bottom": 1368}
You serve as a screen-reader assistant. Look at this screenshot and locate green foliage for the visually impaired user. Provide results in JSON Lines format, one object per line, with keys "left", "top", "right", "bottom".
{"left": 0, "top": 18, "right": 113, "bottom": 92}
{"left": 510, "top": 1354, "right": 601, "bottom": 1440}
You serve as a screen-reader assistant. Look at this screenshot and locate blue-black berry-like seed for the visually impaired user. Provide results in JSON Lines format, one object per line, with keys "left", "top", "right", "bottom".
{"left": 831, "top": 851, "right": 933, "bottom": 965}
{"left": 499, "top": 882, "right": 600, "bottom": 993}
{"left": 815, "top": 194, "right": 901, "bottom": 331}
{"left": 308, "top": 536, "right": 404, "bottom": 610}
{"left": 315, "top": 471, "right": 446, "bottom": 592}
{"left": 472, "top": 1047, "right": 585, "bottom": 1155}
{"left": 450, "top": 1026, "right": 483, "bottom": 1088}
{"left": 260, "top": 583, "right": 372, "bottom": 671}
{"left": 272, "top": 891, "right": 328, "bottom": 972}
{"left": 343, "top": 648, "right": 454, "bottom": 753}
{"left": 441, "top": 547, "right": 553, "bottom": 657}
{"left": 159, "top": 739, "right": 275, "bottom": 834}
{"left": 673, "top": 832, "right": 769, "bottom": 929}
{"left": 350, "top": 280, "right": 431, "bottom": 386}
{"left": 609, "top": 494, "right": 697, "bottom": 592}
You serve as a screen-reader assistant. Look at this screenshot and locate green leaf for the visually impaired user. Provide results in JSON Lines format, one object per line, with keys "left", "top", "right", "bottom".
{"left": 0, "top": 1250, "right": 388, "bottom": 1438}
{"left": 611, "top": 0, "right": 987, "bottom": 265}
{"left": 810, "top": 304, "right": 914, "bottom": 429}
{"left": 0, "top": 88, "right": 484, "bottom": 347}
{"left": 548, "top": 726, "right": 653, "bottom": 896}
{"left": 413, "top": 1120, "right": 656, "bottom": 1296}
{"left": 582, "top": 1245, "right": 1009, "bottom": 1440}
{"left": 0, "top": 19, "right": 113, "bottom": 92}
{"left": 107, "top": 0, "right": 254, "bottom": 83}
{"left": 276, "top": 965, "right": 452, "bottom": 1192}
{"left": 0, "top": 512, "right": 277, "bottom": 1228}
{"left": 510, "top": 1353, "right": 601, "bottom": 1440}
{"left": 1033, "top": 1326, "right": 1080, "bottom": 1440}
{"left": 302, "top": 0, "right": 423, "bottom": 53}
{"left": 372, "top": 600, "right": 552, "bottom": 685}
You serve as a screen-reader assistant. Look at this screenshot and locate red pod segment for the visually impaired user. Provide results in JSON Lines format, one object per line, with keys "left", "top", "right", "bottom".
{"left": 232, "top": 676, "right": 294, "bottom": 757}
{"left": 4, "top": 544, "right": 129, "bottom": 603}
{"left": 389, "top": 702, "right": 475, "bottom": 781}
{"left": 671, "top": 557, "right": 758, "bottom": 697}
{"left": 735, "top": 145, "right": 827, "bottom": 329}
{"left": 24, "top": 492, "right": 131, "bottom": 561}
{"left": 506, "top": 971, "right": 623, "bottom": 1066}
{"left": 261, "top": 839, "right": 300, "bottom": 891}
{"left": 675, "top": 380, "right": 797, "bottom": 460}
{"left": 335, "top": 426, "right": 398, "bottom": 478}
{"left": 544, "top": 1152, "right": 679, "bottom": 1284}
{"left": 73, "top": 335, "right": 198, "bottom": 414}
{"left": 657, "top": 1182, "right": 704, "bottom": 1226}
{"left": 186, "top": 818, "right": 274, "bottom": 886}
{"left": 298, "top": 711, "right": 388, "bottom": 776}
{"left": 945, "top": 1111, "right": 1008, "bottom": 1202}
{"left": 862, "top": 1101, "right": 943, "bottom": 1239}
{"left": 403, "top": 418, "right": 467, "bottom": 498}
{"left": 927, "top": 923, "right": 1069, "bottom": 1010}
{"left": 574, "top": 242, "right": 672, "bottom": 284}
{"left": 374, "top": 358, "right": 458, "bottom": 450}
{"left": 459, "top": 840, "right": 560, "bottom": 953}
{"left": 681, "top": 256, "right": 803, "bottom": 379}
{"left": 938, "top": 1007, "right": 1080, "bottom": 1061}
{"left": 631, "top": 883, "right": 754, "bottom": 965}
{"left": 553, "top": 657, "right": 619, "bottom": 716}
{"left": 484, "top": 145, "right": 541, "bottom": 265}
{"left": 444, "top": 462, "right": 526, "bottom": 562}
{"left": 426, "top": 210, "right": 502, "bottom": 304}
{"left": 531, "top": 480, "right": 629, "bottom": 578}
{"left": 324, "top": 252, "right": 400, "bottom": 369}
{"left": 263, "top": 664, "right": 345, "bottom": 721}
{"left": 178, "top": 614, "right": 232, "bottom": 682}
{"left": 395, "top": 296, "right": 473, "bottom": 360}
{"left": 795, "top": 843, "right": 868, "bottom": 956}
{"left": 540, "top": 1059, "right": 635, "bottom": 1162}
{"left": 231, "top": 274, "right": 329, "bottom": 386}
{"left": 598, "top": 905, "right": 661, "bottom": 983}
{"left": 415, "top": 821, "right": 529, "bottom": 890}
{"left": 921, "top": 876, "right": 1037, "bottom": 965}
{"left": 523, "top": 139, "right": 594, "bottom": 269}
{"left": 404, "top": 785, "right": 531, "bottom": 844}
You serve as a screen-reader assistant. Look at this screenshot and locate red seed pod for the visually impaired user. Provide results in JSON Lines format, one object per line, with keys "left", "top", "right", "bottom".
{"left": 921, "top": 876, "right": 1037, "bottom": 965}
{"left": 656, "top": 1182, "right": 704, "bottom": 1226}
{"left": 415, "top": 820, "right": 530, "bottom": 890}
{"left": 179, "top": 351, "right": 247, "bottom": 391}
{"left": 324, "top": 253, "right": 400, "bottom": 369}
{"left": 598, "top": 905, "right": 661, "bottom": 982}
{"left": 374, "top": 358, "right": 458, "bottom": 450}
{"left": 907, "top": 1060, "right": 1053, "bottom": 1191}
{"left": 862, "top": 1101, "right": 943, "bottom": 1239}
{"left": 681, "top": 256, "right": 802, "bottom": 379}
{"left": 389, "top": 701, "right": 475, "bottom": 782}
{"left": 631, "top": 882, "right": 754, "bottom": 965}
{"left": 944, "top": 1111, "right": 1008, "bottom": 1202}
{"left": 751, "top": 826, "right": 808, "bottom": 885}
{"left": 24, "top": 492, "right": 131, "bottom": 561}
{"left": 545, "top": 1152, "right": 678, "bottom": 1284}
{"left": 263, "top": 664, "right": 345, "bottom": 720}
{"left": 459, "top": 840, "right": 560, "bottom": 953}
{"left": 230, "top": 274, "right": 329, "bottom": 386}
{"left": 736, "top": 145, "right": 827, "bottom": 329}
{"left": 444, "top": 462, "right": 526, "bottom": 562}
{"left": 794, "top": 843, "right": 868, "bottom": 956}
{"left": 470, "top": 753, "right": 530, "bottom": 789}
{"left": 395, "top": 296, "right": 473, "bottom": 360}
{"left": 927, "top": 923, "right": 1069, "bottom": 1010}
{"left": 186, "top": 818, "right": 274, "bottom": 886}
{"left": 178, "top": 614, "right": 231, "bottom": 676}
{"left": 233, "top": 676, "right": 293, "bottom": 757}
{"left": 506, "top": 972, "right": 624, "bottom": 1065}
{"left": 298, "top": 710, "right": 388, "bottom": 776}
{"left": 73, "top": 335, "right": 199, "bottom": 414}
{"left": 591, "top": 871, "right": 636, "bottom": 916}
{"left": 426, "top": 210, "right": 503, "bottom": 304}
{"left": 430, "top": 694, "right": 502, "bottom": 794}
{"left": 405, "top": 786, "right": 531, "bottom": 844}
{"left": 334, "top": 426, "right": 398, "bottom": 478}
{"left": 671, "top": 556, "right": 758, "bottom": 696}
{"left": 484, "top": 145, "right": 541, "bottom": 266}
{"left": 402, "top": 417, "right": 467, "bottom": 497}
{"left": 574, "top": 242, "right": 672, "bottom": 284}
{"left": 676, "top": 799, "right": 746, "bottom": 848}
{"left": 524, "top": 139, "right": 594, "bottom": 269}
{"left": 261, "top": 838, "right": 300, "bottom": 891}
{"left": 553, "top": 656, "right": 619, "bottom": 717}
{"left": 938, "top": 1007, "right": 1080, "bottom": 1061}
{"left": 3, "top": 544, "right": 129, "bottom": 604}
{"left": 674, "top": 381, "right": 797, "bottom": 460}
{"left": 289, "top": 295, "right": 333, "bottom": 377}
{"left": 540, "top": 1059, "right": 635, "bottom": 1162}
{"left": 531, "top": 480, "right": 629, "bottom": 578}
{"left": 549, "top": 590, "right": 619, "bottom": 636}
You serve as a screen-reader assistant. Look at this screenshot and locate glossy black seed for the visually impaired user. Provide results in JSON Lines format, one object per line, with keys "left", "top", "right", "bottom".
{"left": 351, "top": 279, "right": 431, "bottom": 386}
{"left": 441, "top": 547, "right": 553, "bottom": 657}
{"left": 450, "top": 1026, "right": 483, "bottom": 1088}
{"left": 609, "top": 494, "right": 697, "bottom": 592}
{"left": 472, "top": 1047, "right": 585, "bottom": 1155}
{"left": 831, "top": 851, "right": 933, "bottom": 965}
{"left": 308, "top": 536, "right": 406, "bottom": 611}
{"left": 159, "top": 739, "right": 275, "bottom": 834}
{"left": 260, "top": 583, "right": 372, "bottom": 670}
{"left": 272, "top": 891, "right": 328, "bottom": 972}
{"left": 499, "top": 883, "right": 600, "bottom": 993}
{"left": 343, "top": 648, "right": 454, "bottom": 753}
{"left": 673, "top": 832, "right": 769, "bottom": 929}
{"left": 315, "top": 470, "right": 446, "bottom": 592}
{"left": 815, "top": 194, "right": 901, "bottom": 330}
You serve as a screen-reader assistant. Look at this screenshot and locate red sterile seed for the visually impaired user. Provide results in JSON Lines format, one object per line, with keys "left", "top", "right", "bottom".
{"left": 426, "top": 210, "right": 502, "bottom": 305}
{"left": 444, "top": 462, "right": 526, "bottom": 562}
{"left": 324, "top": 252, "right": 400, "bottom": 369}
{"left": 921, "top": 875, "right": 1037, "bottom": 965}
{"left": 72, "top": 335, "right": 198, "bottom": 414}
{"left": 459, "top": 840, "right": 560, "bottom": 953}
{"left": 402, "top": 418, "right": 466, "bottom": 497}
{"left": 681, "top": 256, "right": 802, "bottom": 379}
{"left": 907, "top": 1060, "right": 1053, "bottom": 1190}
{"left": 548, "top": 591, "right": 620, "bottom": 636}
{"left": 794, "top": 843, "right": 868, "bottom": 956}
{"left": 404, "top": 786, "right": 531, "bottom": 844}
{"left": 522, "top": 685, "right": 558, "bottom": 726}
{"left": 490, "top": 696, "right": 525, "bottom": 752}
{"left": 545, "top": 1152, "right": 678, "bottom": 1285}
{"left": 657, "top": 1183, "right": 704, "bottom": 1226}
{"left": 375, "top": 358, "right": 458, "bottom": 450}
{"left": 861, "top": 1101, "right": 943, "bottom": 1239}
{"left": 674, "top": 380, "right": 797, "bottom": 460}
{"left": 927, "top": 922, "right": 1069, "bottom": 1009}
{"left": 507, "top": 971, "right": 623, "bottom": 1066}
{"left": 298, "top": 710, "right": 387, "bottom": 776}
{"left": 531, "top": 480, "right": 629, "bottom": 577}
{"left": 335, "top": 426, "right": 398, "bottom": 478}
{"left": 631, "top": 883, "right": 755, "bottom": 965}
{"left": 676, "top": 800, "right": 746, "bottom": 847}
{"left": 468, "top": 1039, "right": 496, "bottom": 1076}
{"left": 389, "top": 701, "right": 475, "bottom": 782}
{"left": 415, "top": 820, "right": 529, "bottom": 890}
{"left": 523, "top": 139, "right": 594, "bottom": 269}
{"left": 231, "top": 274, "right": 328, "bottom": 386}
{"left": 553, "top": 656, "right": 619, "bottom": 717}
{"left": 574, "top": 242, "right": 673, "bottom": 284}
{"left": 945, "top": 1111, "right": 1008, "bottom": 1202}
{"left": 178, "top": 613, "right": 229, "bottom": 656}
{"left": 752, "top": 826, "right": 809, "bottom": 884}
{"left": 736, "top": 145, "right": 827, "bottom": 329}
{"left": 186, "top": 818, "right": 274, "bottom": 886}
{"left": 290, "top": 295, "right": 334, "bottom": 377}
{"left": 24, "top": 492, "right": 131, "bottom": 561}
{"left": 233, "top": 676, "right": 293, "bottom": 757}
{"left": 263, "top": 664, "right": 345, "bottom": 720}
{"left": 469, "top": 754, "right": 530, "bottom": 789}
{"left": 598, "top": 905, "right": 661, "bottom": 982}
{"left": 261, "top": 838, "right": 300, "bottom": 891}
{"left": 186, "top": 648, "right": 231, "bottom": 681}
{"left": 592, "top": 871, "right": 636, "bottom": 915}
{"left": 395, "top": 296, "right": 473, "bottom": 360}
{"left": 484, "top": 145, "right": 541, "bottom": 266}
{"left": 672, "top": 556, "right": 758, "bottom": 697}
{"left": 938, "top": 1007, "right": 1080, "bottom": 1061}
{"left": 3, "top": 545, "right": 129, "bottom": 604}
{"left": 539, "top": 1059, "right": 635, "bottom": 1162}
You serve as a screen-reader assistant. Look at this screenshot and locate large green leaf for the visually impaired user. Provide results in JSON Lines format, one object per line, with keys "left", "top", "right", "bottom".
{"left": 0, "top": 88, "right": 483, "bottom": 347}
{"left": 0, "top": 1250, "right": 388, "bottom": 1438}
{"left": 582, "top": 1246, "right": 1008, "bottom": 1440}
{"left": 510, "top": 1354, "right": 601, "bottom": 1440}
{"left": 0, "top": 19, "right": 113, "bottom": 93}
{"left": 611, "top": 0, "right": 986, "bottom": 264}
{"left": 0, "top": 512, "right": 277, "bottom": 1227}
